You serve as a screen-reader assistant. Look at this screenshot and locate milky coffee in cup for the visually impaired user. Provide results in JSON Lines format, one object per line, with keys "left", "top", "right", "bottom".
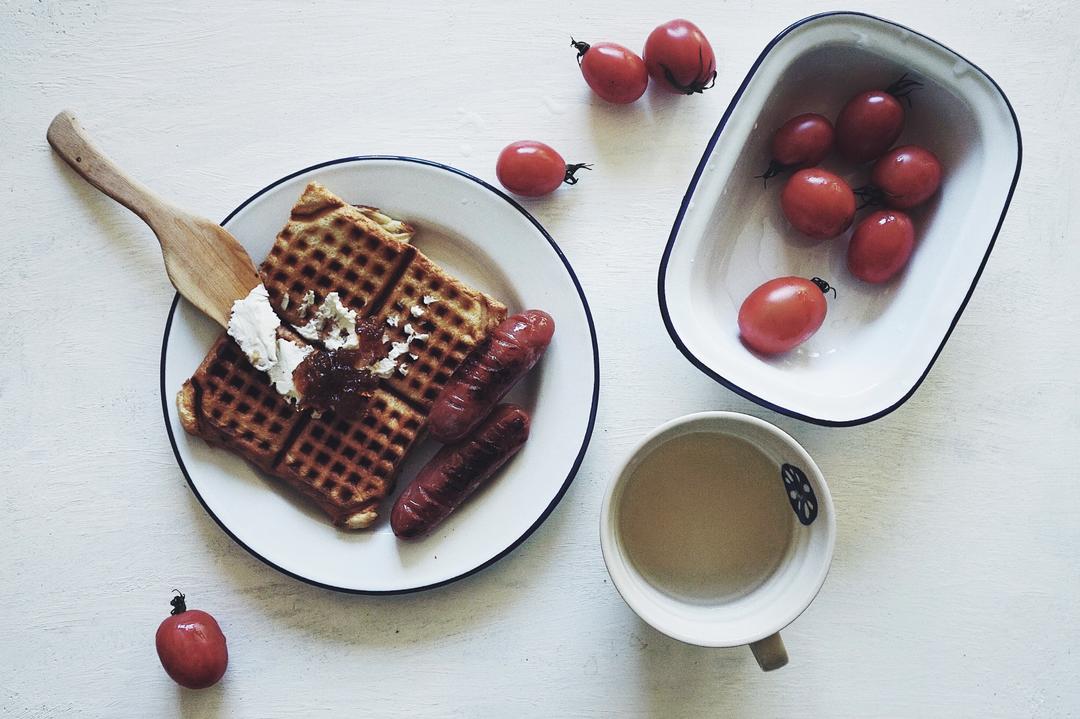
{"left": 618, "top": 431, "right": 793, "bottom": 603}
{"left": 600, "top": 411, "right": 835, "bottom": 671}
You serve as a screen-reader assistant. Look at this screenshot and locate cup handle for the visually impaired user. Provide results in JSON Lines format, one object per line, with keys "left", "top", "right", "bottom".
{"left": 749, "top": 632, "right": 788, "bottom": 671}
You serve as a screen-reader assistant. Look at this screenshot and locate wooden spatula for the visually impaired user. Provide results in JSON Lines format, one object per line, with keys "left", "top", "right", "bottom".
{"left": 47, "top": 110, "right": 260, "bottom": 328}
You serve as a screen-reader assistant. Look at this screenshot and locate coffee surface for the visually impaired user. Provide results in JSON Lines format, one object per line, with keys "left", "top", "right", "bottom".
{"left": 619, "top": 432, "right": 794, "bottom": 604}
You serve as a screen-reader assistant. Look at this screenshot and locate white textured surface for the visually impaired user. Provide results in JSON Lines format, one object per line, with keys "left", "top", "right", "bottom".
{"left": 1, "top": 1, "right": 1077, "bottom": 716}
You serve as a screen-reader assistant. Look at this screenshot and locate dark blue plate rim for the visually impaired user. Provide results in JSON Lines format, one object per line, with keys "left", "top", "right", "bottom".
{"left": 160, "top": 155, "right": 600, "bottom": 594}
{"left": 656, "top": 10, "right": 1023, "bottom": 427}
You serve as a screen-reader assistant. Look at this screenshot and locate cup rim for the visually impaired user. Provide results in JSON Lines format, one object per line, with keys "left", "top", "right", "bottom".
{"left": 599, "top": 410, "right": 836, "bottom": 648}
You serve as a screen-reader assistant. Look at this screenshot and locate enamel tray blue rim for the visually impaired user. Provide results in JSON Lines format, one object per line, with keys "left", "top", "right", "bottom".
{"left": 161, "top": 155, "right": 600, "bottom": 594}
{"left": 656, "top": 11, "right": 1023, "bottom": 427}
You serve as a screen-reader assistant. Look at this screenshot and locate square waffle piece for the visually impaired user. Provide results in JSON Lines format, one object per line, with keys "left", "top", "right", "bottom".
{"left": 177, "top": 333, "right": 306, "bottom": 474}
{"left": 261, "top": 181, "right": 417, "bottom": 323}
{"left": 372, "top": 253, "right": 506, "bottom": 410}
{"left": 262, "top": 181, "right": 507, "bottom": 409}
{"left": 178, "top": 333, "right": 427, "bottom": 529}
{"left": 177, "top": 181, "right": 507, "bottom": 529}
{"left": 276, "top": 391, "right": 426, "bottom": 529}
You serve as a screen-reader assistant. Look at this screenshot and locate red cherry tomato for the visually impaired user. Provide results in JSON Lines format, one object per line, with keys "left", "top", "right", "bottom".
{"left": 772, "top": 113, "right": 834, "bottom": 167}
{"left": 496, "top": 141, "right": 590, "bottom": 197}
{"left": 870, "top": 145, "right": 942, "bottom": 209}
{"left": 572, "top": 38, "right": 648, "bottom": 104}
{"left": 847, "top": 210, "right": 916, "bottom": 283}
{"left": 738, "top": 277, "right": 834, "bottom": 355}
{"left": 642, "top": 19, "right": 716, "bottom": 94}
{"left": 835, "top": 90, "right": 904, "bottom": 164}
{"left": 835, "top": 74, "right": 923, "bottom": 163}
{"left": 761, "top": 113, "right": 834, "bottom": 180}
{"left": 780, "top": 168, "right": 856, "bottom": 240}
{"left": 156, "top": 591, "right": 228, "bottom": 690}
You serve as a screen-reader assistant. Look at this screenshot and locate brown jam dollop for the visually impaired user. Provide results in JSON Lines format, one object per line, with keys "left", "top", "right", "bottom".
{"left": 293, "top": 319, "right": 386, "bottom": 418}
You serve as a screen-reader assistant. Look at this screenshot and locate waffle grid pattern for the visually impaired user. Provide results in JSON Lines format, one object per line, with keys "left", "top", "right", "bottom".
{"left": 373, "top": 257, "right": 500, "bottom": 409}
{"left": 183, "top": 337, "right": 428, "bottom": 527}
{"left": 180, "top": 182, "right": 506, "bottom": 528}
{"left": 278, "top": 392, "right": 425, "bottom": 514}
{"left": 261, "top": 212, "right": 416, "bottom": 324}
{"left": 181, "top": 336, "right": 306, "bottom": 472}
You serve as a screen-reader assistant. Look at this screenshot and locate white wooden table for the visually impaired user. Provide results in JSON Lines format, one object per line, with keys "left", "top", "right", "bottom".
{"left": 3, "top": 1, "right": 1078, "bottom": 716}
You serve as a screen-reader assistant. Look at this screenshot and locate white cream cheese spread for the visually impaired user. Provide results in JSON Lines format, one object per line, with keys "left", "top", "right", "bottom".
{"left": 296, "top": 290, "right": 316, "bottom": 318}
{"left": 294, "top": 292, "right": 359, "bottom": 350}
{"left": 369, "top": 357, "right": 397, "bottom": 379}
{"left": 387, "top": 341, "right": 411, "bottom": 361}
{"left": 227, "top": 285, "right": 281, "bottom": 372}
{"left": 227, "top": 284, "right": 314, "bottom": 404}
{"left": 235, "top": 286, "right": 429, "bottom": 395}
{"left": 268, "top": 338, "right": 314, "bottom": 402}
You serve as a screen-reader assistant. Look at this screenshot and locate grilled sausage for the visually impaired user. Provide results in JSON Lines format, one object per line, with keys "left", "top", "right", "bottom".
{"left": 428, "top": 310, "right": 553, "bottom": 444}
{"left": 392, "top": 404, "right": 531, "bottom": 539}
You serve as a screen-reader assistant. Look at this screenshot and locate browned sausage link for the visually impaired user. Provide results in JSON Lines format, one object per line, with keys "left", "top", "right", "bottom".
{"left": 392, "top": 404, "right": 531, "bottom": 539}
{"left": 429, "top": 310, "right": 553, "bottom": 444}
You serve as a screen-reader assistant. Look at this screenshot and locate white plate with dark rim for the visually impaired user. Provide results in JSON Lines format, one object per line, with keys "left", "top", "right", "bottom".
{"left": 162, "top": 156, "right": 598, "bottom": 594}
{"left": 658, "top": 12, "right": 1022, "bottom": 426}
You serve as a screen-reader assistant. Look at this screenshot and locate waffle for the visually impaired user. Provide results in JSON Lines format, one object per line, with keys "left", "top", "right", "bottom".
{"left": 178, "top": 331, "right": 427, "bottom": 529}
{"left": 261, "top": 182, "right": 417, "bottom": 323}
{"left": 178, "top": 181, "right": 507, "bottom": 529}
{"left": 373, "top": 251, "right": 507, "bottom": 409}
{"left": 177, "top": 333, "right": 306, "bottom": 474}
{"left": 276, "top": 391, "right": 425, "bottom": 529}
{"left": 262, "top": 182, "right": 506, "bottom": 409}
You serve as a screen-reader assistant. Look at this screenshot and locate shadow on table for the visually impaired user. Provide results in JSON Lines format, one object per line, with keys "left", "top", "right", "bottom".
{"left": 585, "top": 84, "right": 690, "bottom": 175}
{"left": 183, "top": 465, "right": 581, "bottom": 648}
{"left": 50, "top": 153, "right": 172, "bottom": 286}
{"left": 634, "top": 617, "right": 757, "bottom": 715}
{"left": 177, "top": 680, "right": 224, "bottom": 718}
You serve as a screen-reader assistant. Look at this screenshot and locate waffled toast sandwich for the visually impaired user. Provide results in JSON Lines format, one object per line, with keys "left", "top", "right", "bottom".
{"left": 178, "top": 182, "right": 507, "bottom": 529}
{"left": 177, "top": 332, "right": 427, "bottom": 528}
{"left": 262, "top": 182, "right": 506, "bottom": 408}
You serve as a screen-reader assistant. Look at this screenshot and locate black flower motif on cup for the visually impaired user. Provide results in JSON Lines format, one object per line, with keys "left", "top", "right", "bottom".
{"left": 781, "top": 463, "right": 817, "bottom": 526}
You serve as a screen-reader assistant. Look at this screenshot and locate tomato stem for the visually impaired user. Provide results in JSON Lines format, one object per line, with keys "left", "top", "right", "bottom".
{"left": 886, "top": 73, "right": 924, "bottom": 108}
{"left": 660, "top": 46, "right": 717, "bottom": 95}
{"left": 810, "top": 277, "right": 837, "bottom": 298}
{"left": 853, "top": 184, "right": 885, "bottom": 210}
{"left": 755, "top": 160, "right": 786, "bottom": 186}
{"left": 570, "top": 37, "right": 590, "bottom": 66}
{"left": 563, "top": 163, "right": 593, "bottom": 185}
{"left": 169, "top": 589, "right": 187, "bottom": 616}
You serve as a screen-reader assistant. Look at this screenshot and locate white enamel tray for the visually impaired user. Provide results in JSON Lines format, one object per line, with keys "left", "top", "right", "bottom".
{"left": 162, "top": 157, "right": 598, "bottom": 593}
{"left": 659, "top": 12, "right": 1021, "bottom": 426}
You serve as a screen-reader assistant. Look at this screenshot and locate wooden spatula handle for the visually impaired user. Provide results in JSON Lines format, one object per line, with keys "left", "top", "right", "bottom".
{"left": 48, "top": 110, "right": 264, "bottom": 329}
{"left": 47, "top": 110, "right": 173, "bottom": 228}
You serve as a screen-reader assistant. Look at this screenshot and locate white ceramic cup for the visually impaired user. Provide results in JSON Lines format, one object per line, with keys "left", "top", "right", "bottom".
{"left": 600, "top": 411, "right": 835, "bottom": 671}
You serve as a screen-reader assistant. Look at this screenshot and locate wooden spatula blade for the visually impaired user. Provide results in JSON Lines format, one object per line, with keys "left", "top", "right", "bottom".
{"left": 156, "top": 214, "right": 261, "bottom": 327}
